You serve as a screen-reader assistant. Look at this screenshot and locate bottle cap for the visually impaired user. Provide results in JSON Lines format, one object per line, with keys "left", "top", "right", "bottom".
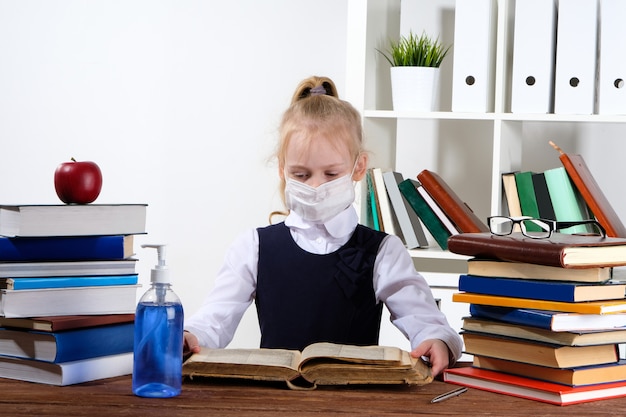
{"left": 141, "top": 244, "right": 170, "bottom": 284}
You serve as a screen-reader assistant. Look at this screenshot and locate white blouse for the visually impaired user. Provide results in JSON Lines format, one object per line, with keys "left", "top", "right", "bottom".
{"left": 184, "top": 206, "right": 463, "bottom": 361}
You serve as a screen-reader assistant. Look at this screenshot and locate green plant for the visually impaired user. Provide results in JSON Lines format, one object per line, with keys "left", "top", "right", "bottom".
{"left": 377, "top": 30, "right": 451, "bottom": 68}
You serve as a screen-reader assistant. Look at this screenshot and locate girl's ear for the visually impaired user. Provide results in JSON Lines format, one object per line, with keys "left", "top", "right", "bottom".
{"left": 278, "top": 163, "right": 285, "bottom": 180}
{"left": 352, "top": 153, "right": 368, "bottom": 181}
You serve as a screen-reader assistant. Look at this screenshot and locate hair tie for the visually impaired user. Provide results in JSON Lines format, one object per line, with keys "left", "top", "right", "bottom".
{"left": 309, "top": 85, "right": 327, "bottom": 96}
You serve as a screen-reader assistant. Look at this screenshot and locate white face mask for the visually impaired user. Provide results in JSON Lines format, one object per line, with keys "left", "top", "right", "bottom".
{"left": 284, "top": 172, "right": 356, "bottom": 223}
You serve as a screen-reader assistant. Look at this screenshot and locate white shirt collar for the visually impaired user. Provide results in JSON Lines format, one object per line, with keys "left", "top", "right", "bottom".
{"left": 284, "top": 205, "right": 358, "bottom": 239}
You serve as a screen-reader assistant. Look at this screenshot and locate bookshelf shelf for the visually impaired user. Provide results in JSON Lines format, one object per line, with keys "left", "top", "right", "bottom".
{"left": 364, "top": 110, "right": 626, "bottom": 124}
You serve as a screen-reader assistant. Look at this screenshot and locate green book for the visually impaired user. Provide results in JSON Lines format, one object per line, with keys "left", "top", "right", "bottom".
{"left": 514, "top": 171, "right": 542, "bottom": 232}
{"left": 398, "top": 179, "right": 450, "bottom": 250}
{"left": 365, "top": 170, "right": 380, "bottom": 231}
{"left": 544, "top": 167, "right": 592, "bottom": 234}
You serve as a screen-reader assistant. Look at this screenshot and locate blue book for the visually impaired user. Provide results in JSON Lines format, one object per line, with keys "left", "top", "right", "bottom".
{"left": 0, "top": 322, "right": 134, "bottom": 363}
{"left": 458, "top": 274, "right": 626, "bottom": 302}
{"left": 1, "top": 274, "right": 138, "bottom": 290}
{"left": 469, "top": 304, "right": 626, "bottom": 332}
{"left": 0, "top": 235, "right": 134, "bottom": 261}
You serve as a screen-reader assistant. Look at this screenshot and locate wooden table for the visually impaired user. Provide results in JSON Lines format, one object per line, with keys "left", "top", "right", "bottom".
{"left": 1, "top": 374, "right": 626, "bottom": 416}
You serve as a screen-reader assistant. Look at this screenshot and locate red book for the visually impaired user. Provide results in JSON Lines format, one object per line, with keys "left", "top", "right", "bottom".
{"left": 416, "top": 170, "right": 490, "bottom": 233}
{"left": 447, "top": 232, "right": 626, "bottom": 268}
{"left": 444, "top": 366, "right": 626, "bottom": 406}
{"left": 551, "top": 141, "right": 626, "bottom": 238}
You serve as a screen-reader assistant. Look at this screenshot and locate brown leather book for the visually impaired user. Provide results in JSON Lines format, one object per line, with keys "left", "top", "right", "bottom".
{"left": 551, "top": 141, "right": 626, "bottom": 238}
{"left": 447, "top": 232, "right": 626, "bottom": 268}
{"left": 416, "top": 169, "right": 489, "bottom": 233}
{"left": 0, "top": 313, "right": 135, "bottom": 332}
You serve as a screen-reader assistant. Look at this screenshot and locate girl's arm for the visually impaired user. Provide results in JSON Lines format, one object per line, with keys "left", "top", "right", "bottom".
{"left": 184, "top": 228, "right": 259, "bottom": 349}
{"left": 373, "top": 234, "right": 463, "bottom": 371}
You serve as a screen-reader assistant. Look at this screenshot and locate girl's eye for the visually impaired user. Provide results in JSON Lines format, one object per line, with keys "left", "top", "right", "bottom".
{"left": 292, "top": 172, "right": 309, "bottom": 180}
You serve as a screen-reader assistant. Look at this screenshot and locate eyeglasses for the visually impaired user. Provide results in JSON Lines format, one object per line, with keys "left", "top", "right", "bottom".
{"left": 487, "top": 216, "right": 606, "bottom": 239}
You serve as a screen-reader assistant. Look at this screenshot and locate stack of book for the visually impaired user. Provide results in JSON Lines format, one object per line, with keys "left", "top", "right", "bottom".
{"left": 363, "top": 168, "right": 488, "bottom": 250}
{"left": 0, "top": 204, "right": 147, "bottom": 385}
{"left": 443, "top": 231, "right": 626, "bottom": 405}
{"left": 503, "top": 142, "right": 626, "bottom": 239}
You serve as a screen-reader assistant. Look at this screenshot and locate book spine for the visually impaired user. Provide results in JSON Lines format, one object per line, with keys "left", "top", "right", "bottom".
{"left": 52, "top": 322, "right": 135, "bottom": 363}
{"left": 544, "top": 167, "right": 590, "bottom": 234}
{"left": 398, "top": 179, "right": 451, "bottom": 249}
{"left": 559, "top": 154, "right": 626, "bottom": 237}
{"left": 459, "top": 274, "right": 577, "bottom": 302}
{"left": 0, "top": 235, "right": 132, "bottom": 261}
{"left": 416, "top": 170, "right": 489, "bottom": 233}
{"left": 514, "top": 172, "right": 541, "bottom": 231}
{"left": 531, "top": 172, "right": 556, "bottom": 220}
{"left": 382, "top": 171, "right": 427, "bottom": 249}
{"left": 469, "top": 304, "right": 554, "bottom": 330}
{"left": 447, "top": 234, "right": 566, "bottom": 267}
{"left": 366, "top": 170, "right": 381, "bottom": 231}
{"left": 6, "top": 274, "right": 139, "bottom": 290}
{"left": 501, "top": 172, "right": 523, "bottom": 218}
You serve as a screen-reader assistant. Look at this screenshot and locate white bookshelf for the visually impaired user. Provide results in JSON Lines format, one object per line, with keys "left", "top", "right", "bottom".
{"left": 346, "top": 0, "right": 626, "bottom": 350}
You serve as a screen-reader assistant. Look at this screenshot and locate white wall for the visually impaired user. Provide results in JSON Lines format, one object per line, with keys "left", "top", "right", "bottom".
{"left": 0, "top": 0, "right": 350, "bottom": 348}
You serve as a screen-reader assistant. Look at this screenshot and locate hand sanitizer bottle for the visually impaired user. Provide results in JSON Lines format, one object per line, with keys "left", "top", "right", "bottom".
{"left": 132, "top": 244, "right": 184, "bottom": 398}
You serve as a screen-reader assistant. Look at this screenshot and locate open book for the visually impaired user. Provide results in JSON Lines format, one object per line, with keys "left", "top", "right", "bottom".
{"left": 182, "top": 342, "right": 433, "bottom": 390}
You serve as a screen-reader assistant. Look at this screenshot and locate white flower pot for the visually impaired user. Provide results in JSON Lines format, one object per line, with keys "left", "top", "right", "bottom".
{"left": 390, "top": 66, "right": 440, "bottom": 112}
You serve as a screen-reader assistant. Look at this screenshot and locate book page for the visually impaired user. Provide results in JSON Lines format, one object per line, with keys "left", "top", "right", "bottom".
{"left": 300, "top": 343, "right": 405, "bottom": 367}
{"left": 186, "top": 347, "right": 302, "bottom": 370}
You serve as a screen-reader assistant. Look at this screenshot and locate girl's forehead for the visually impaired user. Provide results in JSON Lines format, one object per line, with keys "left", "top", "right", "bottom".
{"left": 287, "top": 131, "right": 352, "bottom": 161}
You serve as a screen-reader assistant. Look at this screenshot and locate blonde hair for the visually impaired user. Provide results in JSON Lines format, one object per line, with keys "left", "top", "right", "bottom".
{"left": 269, "top": 76, "right": 365, "bottom": 223}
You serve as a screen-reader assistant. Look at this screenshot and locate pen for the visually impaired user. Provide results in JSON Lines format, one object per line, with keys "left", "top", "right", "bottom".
{"left": 430, "top": 386, "right": 468, "bottom": 403}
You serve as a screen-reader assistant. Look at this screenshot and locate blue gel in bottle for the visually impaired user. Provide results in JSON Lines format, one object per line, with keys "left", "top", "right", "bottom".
{"left": 132, "top": 244, "right": 184, "bottom": 398}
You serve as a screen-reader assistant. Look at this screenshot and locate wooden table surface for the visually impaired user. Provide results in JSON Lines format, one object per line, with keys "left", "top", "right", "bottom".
{"left": 2, "top": 374, "right": 626, "bottom": 416}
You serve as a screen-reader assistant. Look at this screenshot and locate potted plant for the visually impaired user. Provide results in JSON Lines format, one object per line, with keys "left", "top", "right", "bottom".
{"left": 378, "top": 30, "right": 451, "bottom": 111}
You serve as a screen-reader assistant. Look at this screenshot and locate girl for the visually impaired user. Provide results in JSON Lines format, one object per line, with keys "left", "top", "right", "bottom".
{"left": 183, "top": 76, "right": 462, "bottom": 376}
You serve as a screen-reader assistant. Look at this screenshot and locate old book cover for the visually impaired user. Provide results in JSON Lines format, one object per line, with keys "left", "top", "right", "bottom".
{"left": 457, "top": 274, "right": 626, "bottom": 302}
{"left": 462, "top": 316, "right": 626, "bottom": 346}
{"left": 382, "top": 171, "right": 428, "bottom": 249}
{"left": 398, "top": 179, "right": 452, "bottom": 249}
{"left": 466, "top": 258, "right": 612, "bottom": 283}
{"left": 182, "top": 342, "right": 432, "bottom": 389}
{"left": 514, "top": 171, "right": 542, "bottom": 231}
{"left": 0, "top": 313, "right": 135, "bottom": 332}
{"left": 501, "top": 172, "right": 523, "bottom": 218}
{"left": 0, "top": 352, "right": 132, "bottom": 386}
{"left": 468, "top": 304, "right": 626, "bottom": 332}
{"left": 0, "top": 322, "right": 134, "bottom": 362}
{"left": 0, "top": 235, "right": 134, "bottom": 262}
{"left": 0, "top": 204, "right": 147, "bottom": 237}
{"left": 0, "top": 285, "right": 139, "bottom": 318}
{"left": 460, "top": 331, "right": 619, "bottom": 368}
{"left": 454, "top": 292, "right": 626, "bottom": 314}
{"left": 473, "top": 356, "right": 626, "bottom": 387}
{"left": 551, "top": 141, "right": 626, "bottom": 238}
{"left": 531, "top": 172, "right": 556, "bottom": 220}
{"left": 544, "top": 166, "right": 592, "bottom": 234}
{"left": 444, "top": 366, "right": 626, "bottom": 405}
{"left": 416, "top": 170, "right": 489, "bottom": 233}
{"left": 447, "top": 232, "right": 626, "bottom": 268}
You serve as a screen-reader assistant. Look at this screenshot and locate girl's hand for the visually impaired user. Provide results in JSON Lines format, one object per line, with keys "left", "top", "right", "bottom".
{"left": 410, "top": 339, "right": 451, "bottom": 377}
{"left": 183, "top": 331, "right": 201, "bottom": 359}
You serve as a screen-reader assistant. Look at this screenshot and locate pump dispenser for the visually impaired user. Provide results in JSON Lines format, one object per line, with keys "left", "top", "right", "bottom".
{"left": 132, "top": 244, "right": 184, "bottom": 398}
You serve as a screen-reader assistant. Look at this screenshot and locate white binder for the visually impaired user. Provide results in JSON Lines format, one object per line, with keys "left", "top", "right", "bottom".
{"left": 553, "top": 0, "right": 599, "bottom": 115}
{"left": 450, "top": 0, "right": 497, "bottom": 113}
{"left": 597, "top": 0, "right": 626, "bottom": 115}
{"left": 510, "top": 0, "right": 557, "bottom": 114}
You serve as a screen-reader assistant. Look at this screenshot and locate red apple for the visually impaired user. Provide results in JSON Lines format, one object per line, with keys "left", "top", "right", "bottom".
{"left": 54, "top": 158, "right": 103, "bottom": 204}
